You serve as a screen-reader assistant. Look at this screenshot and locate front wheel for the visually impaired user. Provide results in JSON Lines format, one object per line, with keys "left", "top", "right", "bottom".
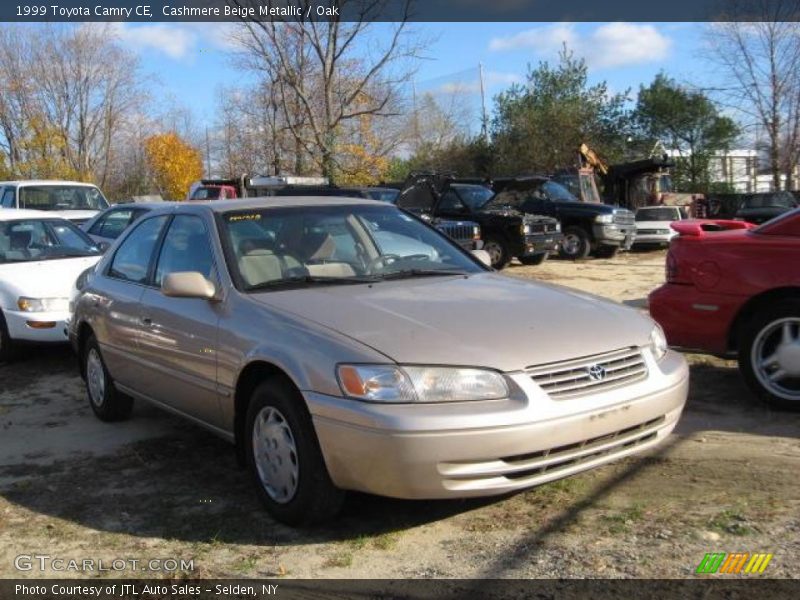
{"left": 245, "top": 379, "right": 345, "bottom": 526}
{"left": 559, "top": 227, "right": 591, "bottom": 260}
{"left": 84, "top": 335, "right": 133, "bottom": 421}
{"left": 519, "top": 253, "right": 548, "bottom": 266}
{"left": 739, "top": 300, "right": 800, "bottom": 411}
{"left": 482, "top": 236, "right": 510, "bottom": 269}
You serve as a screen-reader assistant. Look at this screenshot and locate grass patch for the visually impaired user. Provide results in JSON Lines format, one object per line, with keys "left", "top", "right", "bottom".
{"left": 709, "top": 509, "right": 753, "bottom": 536}
{"left": 600, "top": 504, "right": 645, "bottom": 535}
{"left": 372, "top": 532, "right": 400, "bottom": 551}
{"left": 324, "top": 549, "right": 353, "bottom": 569}
{"left": 233, "top": 555, "right": 258, "bottom": 574}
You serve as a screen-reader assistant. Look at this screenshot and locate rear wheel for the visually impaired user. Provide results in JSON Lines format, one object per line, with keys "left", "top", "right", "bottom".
{"left": 84, "top": 335, "right": 133, "bottom": 421}
{"left": 0, "top": 311, "right": 15, "bottom": 362}
{"left": 519, "top": 253, "right": 548, "bottom": 266}
{"left": 739, "top": 300, "right": 800, "bottom": 411}
{"left": 482, "top": 236, "right": 510, "bottom": 269}
{"left": 245, "top": 378, "right": 345, "bottom": 525}
{"left": 559, "top": 227, "right": 591, "bottom": 260}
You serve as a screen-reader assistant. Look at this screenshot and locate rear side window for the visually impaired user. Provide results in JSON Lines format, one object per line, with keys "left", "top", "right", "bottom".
{"left": 1, "top": 188, "right": 15, "bottom": 208}
{"left": 154, "top": 215, "right": 215, "bottom": 286}
{"left": 108, "top": 216, "right": 168, "bottom": 284}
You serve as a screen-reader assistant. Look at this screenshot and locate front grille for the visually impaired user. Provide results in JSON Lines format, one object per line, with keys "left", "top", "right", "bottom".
{"left": 545, "top": 223, "right": 560, "bottom": 233}
{"left": 528, "top": 222, "right": 546, "bottom": 234}
{"left": 437, "top": 222, "right": 475, "bottom": 242}
{"left": 613, "top": 211, "right": 635, "bottom": 227}
{"left": 526, "top": 347, "right": 647, "bottom": 399}
{"left": 637, "top": 228, "right": 669, "bottom": 235}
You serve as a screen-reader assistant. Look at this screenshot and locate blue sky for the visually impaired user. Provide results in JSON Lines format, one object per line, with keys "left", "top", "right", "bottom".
{"left": 113, "top": 21, "right": 710, "bottom": 128}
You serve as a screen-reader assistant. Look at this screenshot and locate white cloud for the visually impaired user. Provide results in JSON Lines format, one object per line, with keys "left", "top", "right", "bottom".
{"left": 488, "top": 22, "right": 672, "bottom": 69}
{"left": 106, "top": 22, "right": 240, "bottom": 60}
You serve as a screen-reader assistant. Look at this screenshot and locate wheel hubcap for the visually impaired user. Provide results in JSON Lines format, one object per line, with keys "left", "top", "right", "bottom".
{"left": 252, "top": 407, "right": 299, "bottom": 504}
{"left": 484, "top": 242, "right": 502, "bottom": 265}
{"left": 752, "top": 318, "right": 800, "bottom": 401}
{"left": 563, "top": 234, "right": 580, "bottom": 255}
{"left": 86, "top": 349, "right": 105, "bottom": 407}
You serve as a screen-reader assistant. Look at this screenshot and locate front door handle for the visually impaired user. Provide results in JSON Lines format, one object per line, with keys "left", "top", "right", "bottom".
{"left": 141, "top": 317, "right": 153, "bottom": 327}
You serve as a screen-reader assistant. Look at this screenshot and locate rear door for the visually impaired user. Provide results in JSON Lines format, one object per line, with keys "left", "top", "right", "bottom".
{"left": 135, "top": 214, "right": 223, "bottom": 427}
{"left": 93, "top": 215, "right": 170, "bottom": 386}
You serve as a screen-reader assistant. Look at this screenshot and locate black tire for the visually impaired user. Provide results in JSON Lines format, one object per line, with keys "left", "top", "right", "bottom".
{"left": 245, "top": 378, "right": 345, "bottom": 526}
{"left": 83, "top": 335, "right": 133, "bottom": 422}
{"left": 519, "top": 253, "right": 548, "bottom": 266}
{"left": 738, "top": 299, "right": 800, "bottom": 411}
{"left": 0, "top": 311, "right": 16, "bottom": 363}
{"left": 594, "top": 245, "right": 619, "bottom": 259}
{"left": 483, "top": 236, "right": 510, "bottom": 269}
{"left": 559, "top": 227, "right": 591, "bottom": 260}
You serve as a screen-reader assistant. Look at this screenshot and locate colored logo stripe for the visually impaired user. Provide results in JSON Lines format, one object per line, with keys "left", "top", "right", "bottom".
{"left": 696, "top": 553, "right": 773, "bottom": 574}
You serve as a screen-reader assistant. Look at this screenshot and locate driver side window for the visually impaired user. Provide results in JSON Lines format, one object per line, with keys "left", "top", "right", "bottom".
{"left": 1, "top": 187, "right": 16, "bottom": 208}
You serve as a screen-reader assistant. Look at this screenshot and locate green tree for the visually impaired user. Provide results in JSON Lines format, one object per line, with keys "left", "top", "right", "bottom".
{"left": 490, "top": 46, "right": 632, "bottom": 175}
{"left": 635, "top": 73, "right": 739, "bottom": 192}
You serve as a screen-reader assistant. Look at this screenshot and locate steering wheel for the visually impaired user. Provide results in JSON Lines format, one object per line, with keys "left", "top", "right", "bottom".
{"left": 366, "top": 254, "right": 402, "bottom": 274}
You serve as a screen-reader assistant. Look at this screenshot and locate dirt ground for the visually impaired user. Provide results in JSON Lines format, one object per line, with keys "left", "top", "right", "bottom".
{"left": 1, "top": 249, "right": 799, "bottom": 579}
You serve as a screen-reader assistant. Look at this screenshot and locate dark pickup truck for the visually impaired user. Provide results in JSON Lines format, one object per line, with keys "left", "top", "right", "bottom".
{"left": 395, "top": 173, "right": 563, "bottom": 269}
{"left": 491, "top": 176, "right": 636, "bottom": 259}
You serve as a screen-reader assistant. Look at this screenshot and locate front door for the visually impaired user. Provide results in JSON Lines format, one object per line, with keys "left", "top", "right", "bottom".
{"left": 135, "top": 214, "right": 223, "bottom": 427}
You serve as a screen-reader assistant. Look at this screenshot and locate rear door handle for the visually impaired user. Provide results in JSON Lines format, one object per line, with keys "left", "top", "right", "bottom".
{"left": 141, "top": 317, "right": 153, "bottom": 327}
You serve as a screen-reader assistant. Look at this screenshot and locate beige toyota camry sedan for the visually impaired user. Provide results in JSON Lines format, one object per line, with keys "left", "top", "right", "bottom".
{"left": 69, "top": 197, "right": 688, "bottom": 526}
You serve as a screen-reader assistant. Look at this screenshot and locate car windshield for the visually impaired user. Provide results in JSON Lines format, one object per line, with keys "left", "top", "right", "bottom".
{"left": 192, "top": 187, "right": 222, "bottom": 200}
{"left": 0, "top": 218, "right": 101, "bottom": 263}
{"left": 19, "top": 185, "right": 109, "bottom": 211}
{"left": 453, "top": 185, "right": 495, "bottom": 210}
{"left": 636, "top": 208, "right": 679, "bottom": 221}
{"left": 365, "top": 188, "right": 399, "bottom": 203}
{"left": 486, "top": 180, "right": 578, "bottom": 209}
{"left": 220, "top": 204, "right": 484, "bottom": 290}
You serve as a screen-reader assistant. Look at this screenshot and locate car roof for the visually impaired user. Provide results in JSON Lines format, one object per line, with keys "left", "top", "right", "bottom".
{"left": 103, "top": 202, "right": 163, "bottom": 210}
{"left": 147, "top": 196, "right": 386, "bottom": 215}
{"left": 0, "top": 208, "right": 60, "bottom": 221}
{"left": 0, "top": 180, "right": 100, "bottom": 187}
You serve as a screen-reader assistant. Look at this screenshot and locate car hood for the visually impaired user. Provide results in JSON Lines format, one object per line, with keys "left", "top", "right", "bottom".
{"left": 0, "top": 255, "right": 101, "bottom": 306}
{"left": 252, "top": 273, "right": 653, "bottom": 371}
{"left": 46, "top": 209, "right": 102, "bottom": 224}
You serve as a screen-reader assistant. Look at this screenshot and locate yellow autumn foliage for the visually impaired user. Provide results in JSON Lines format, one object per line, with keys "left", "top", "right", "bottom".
{"left": 144, "top": 132, "right": 203, "bottom": 200}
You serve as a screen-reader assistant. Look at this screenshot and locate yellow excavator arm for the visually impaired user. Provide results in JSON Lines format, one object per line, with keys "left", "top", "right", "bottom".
{"left": 579, "top": 143, "right": 608, "bottom": 176}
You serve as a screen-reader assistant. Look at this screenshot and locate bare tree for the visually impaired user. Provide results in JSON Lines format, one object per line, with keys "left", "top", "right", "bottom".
{"left": 231, "top": 0, "right": 420, "bottom": 182}
{"left": 0, "top": 24, "right": 144, "bottom": 191}
{"left": 706, "top": 2, "right": 800, "bottom": 189}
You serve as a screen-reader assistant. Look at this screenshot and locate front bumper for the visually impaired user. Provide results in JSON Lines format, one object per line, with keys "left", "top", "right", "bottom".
{"left": 593, "top": 224, "right": 636, "bottom": 249}
{"left": 3, "top": 309, "right": 71, "bottom": 343}
{"left": 521, "top": 232, "right": 564, "bottom": 256}
{"left": 649, "top": 284, "right": 742, "bottom": 355}
{"left": 308, "top": 350, "right": 688, "bottom": 499}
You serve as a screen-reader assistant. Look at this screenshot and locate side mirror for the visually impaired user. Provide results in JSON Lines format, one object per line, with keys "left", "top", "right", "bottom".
{"left": 471, "top": 249, "right": 492, "bottom": 267}
{"left": 161, "top": 272, "right": 216, "bottom": 299}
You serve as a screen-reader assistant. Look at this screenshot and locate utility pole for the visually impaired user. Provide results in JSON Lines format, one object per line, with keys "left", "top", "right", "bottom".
{"left": 205, "top": 126, "right": 211, "bottom": 177}
{"left": 478, "top": 62, "right": 489, "bottom": 144}
{"left": 412, "top": 79, "right": 420, "bottom": 152}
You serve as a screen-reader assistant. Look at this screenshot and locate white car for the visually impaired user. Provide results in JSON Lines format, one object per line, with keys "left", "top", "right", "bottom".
{"left": 633, "top": 206, "right": 687, "bottom": 247}
{"left": 0, "top": 180, "right": 110, "bottom": 225}
{"left": 0, "top": 210, "right": 103, "bottom": 360}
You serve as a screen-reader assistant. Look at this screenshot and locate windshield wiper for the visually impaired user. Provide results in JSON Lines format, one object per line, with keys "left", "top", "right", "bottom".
{"left": 247, "top": 274, "right": 378, "bottom": 291}
{"left": 375, "top": 269, "right": 469, "bottom": 281}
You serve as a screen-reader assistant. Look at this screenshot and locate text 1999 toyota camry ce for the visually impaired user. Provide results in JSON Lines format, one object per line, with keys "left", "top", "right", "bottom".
{"left": 69, "top": 197, "right": 688, "bottom": 526}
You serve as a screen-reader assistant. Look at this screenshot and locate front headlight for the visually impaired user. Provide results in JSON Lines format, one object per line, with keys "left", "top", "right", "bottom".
{"left": 595, "top": 214, "right": 614, "bottom": 224}
{"left": 521, "top": 223, "right": 530, "bottom": 235}
{"left": 649, "top": 324, "right": 668, "bottom": 361}
{"left": 17, "top": 297, "right": 70, "bottom": 312}
{"left": 337, "top": 364, "right": 509, "bottom": 403}
{"left": 554, "top": 222, "right": 561, "bottom": 232}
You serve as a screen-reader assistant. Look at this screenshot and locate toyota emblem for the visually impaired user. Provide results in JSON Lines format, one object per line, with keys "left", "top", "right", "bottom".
{"left": 586, "top": 364, "right": 607, "bottom": 381}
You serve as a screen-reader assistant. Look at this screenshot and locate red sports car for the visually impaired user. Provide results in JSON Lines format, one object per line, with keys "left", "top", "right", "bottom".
{"left": 649, "top": 210, "right": 800, "bottom": 410}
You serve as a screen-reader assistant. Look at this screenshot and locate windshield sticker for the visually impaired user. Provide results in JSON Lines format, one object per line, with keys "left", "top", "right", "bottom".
{"left": 227, "top": 214, "right": 262, "bottom": 222}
